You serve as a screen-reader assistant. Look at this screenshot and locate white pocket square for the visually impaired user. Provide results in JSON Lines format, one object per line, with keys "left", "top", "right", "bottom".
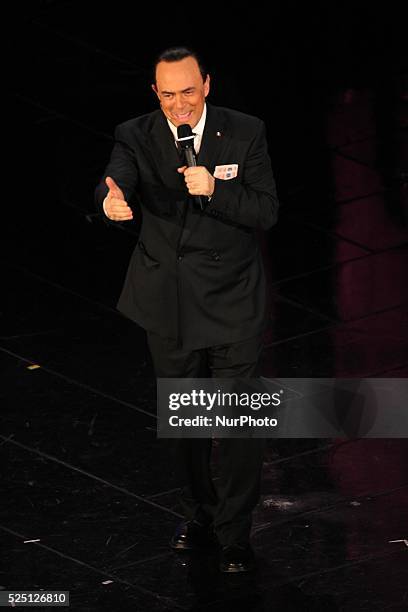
{"left": 214, "top": 164, "right": 238, "bottom": 180}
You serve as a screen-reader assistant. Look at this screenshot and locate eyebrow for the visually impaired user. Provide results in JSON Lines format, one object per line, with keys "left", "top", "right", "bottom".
{"left": 161, "top": 87, "right": 196, "bottom": 94}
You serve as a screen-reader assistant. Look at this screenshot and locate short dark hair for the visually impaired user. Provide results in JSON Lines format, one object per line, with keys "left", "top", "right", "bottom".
{"left": 153, "top": 47, "right": 207, "bottom": 84}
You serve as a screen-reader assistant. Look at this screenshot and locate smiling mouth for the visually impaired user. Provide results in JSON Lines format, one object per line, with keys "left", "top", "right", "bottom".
{"left": 173, "top": 111, "right": 192, "bottom": 120}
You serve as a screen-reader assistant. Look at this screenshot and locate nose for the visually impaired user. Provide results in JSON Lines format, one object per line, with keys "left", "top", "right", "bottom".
{"left": 174, "top": 94, "right": 186, "bottom": 110}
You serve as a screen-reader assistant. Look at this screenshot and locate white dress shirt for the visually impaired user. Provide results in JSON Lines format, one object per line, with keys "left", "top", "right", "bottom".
{"left": 103, "top": 105, "right": 208, "bottom": 218}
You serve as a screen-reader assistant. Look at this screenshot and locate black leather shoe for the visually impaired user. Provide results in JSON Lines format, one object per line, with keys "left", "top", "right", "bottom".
{"left": 170, "top": 520, "right": 217, "bottom": 551}
{"left": 219, "top": 544, "right": 256, "bottom": 573}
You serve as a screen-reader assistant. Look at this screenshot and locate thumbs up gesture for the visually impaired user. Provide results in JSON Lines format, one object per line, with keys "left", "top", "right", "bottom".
{"left": 103, "top": 177, "right": 133, "bottom": 221}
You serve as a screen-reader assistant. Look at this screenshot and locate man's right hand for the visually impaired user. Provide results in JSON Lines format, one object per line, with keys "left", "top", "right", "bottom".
{"left": 103, "top": 177, "right": 133, "bottom": 221}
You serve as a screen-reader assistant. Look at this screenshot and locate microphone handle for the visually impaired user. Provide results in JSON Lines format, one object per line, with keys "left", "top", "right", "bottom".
{"left": 184, "top": 146, "right": 204, "bottom": 210}
{"left": 184, "top": 147, "right": 197, "bottom": 167}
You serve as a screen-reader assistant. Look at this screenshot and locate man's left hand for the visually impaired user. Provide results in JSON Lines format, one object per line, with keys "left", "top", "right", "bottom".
{"left": 177, "top": 166, "right": 215, "bottom": 198}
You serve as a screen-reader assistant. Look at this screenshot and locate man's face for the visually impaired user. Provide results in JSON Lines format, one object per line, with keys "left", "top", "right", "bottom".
{"left": 152, "top": 56, "right": 210, "bottom": 128}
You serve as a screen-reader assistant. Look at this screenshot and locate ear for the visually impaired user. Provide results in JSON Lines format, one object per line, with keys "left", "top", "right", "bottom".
{"left": 151, "top": 84, "right": 159, "bottom": 99}
{"left": 204, "top": 74, "right": 210, "bottom": 98}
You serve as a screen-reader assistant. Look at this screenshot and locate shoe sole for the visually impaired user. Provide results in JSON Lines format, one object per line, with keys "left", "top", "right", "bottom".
{"left": 170, "top": 538, "right": 218, "bottom": 551}
{"left": 169, "top": 540, "right": 195, "bottom": 551}
{"left": 219, "top": 558, "right": 256, "bottom": 573}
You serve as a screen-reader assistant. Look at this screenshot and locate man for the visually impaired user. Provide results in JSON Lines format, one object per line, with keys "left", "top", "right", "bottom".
{"left": 95, "top": 47, "right": 279, "bottom": 573}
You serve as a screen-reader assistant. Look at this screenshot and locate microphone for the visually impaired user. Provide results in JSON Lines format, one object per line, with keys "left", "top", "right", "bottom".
{"left": 177, "top": 124, "right": 204, "bottom": 210}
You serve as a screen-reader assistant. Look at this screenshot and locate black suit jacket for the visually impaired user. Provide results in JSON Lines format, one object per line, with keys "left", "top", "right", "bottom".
{"left": 95, "top": 103, "right": 279, "bottom": 349}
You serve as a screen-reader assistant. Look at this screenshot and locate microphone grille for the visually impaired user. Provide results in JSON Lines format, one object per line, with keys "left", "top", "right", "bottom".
{"left": 177, "top": 124, "right": 193, "bottom": 139}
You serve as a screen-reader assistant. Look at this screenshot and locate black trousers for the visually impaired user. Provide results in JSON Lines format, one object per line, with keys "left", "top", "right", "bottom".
{"left": 146, "top": 332, "right": 266, "bottom": 547}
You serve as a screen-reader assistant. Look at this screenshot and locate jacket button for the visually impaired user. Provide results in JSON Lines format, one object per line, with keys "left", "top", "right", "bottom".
{"left": 177, "top": 253, "right": 184, "bottom": 262}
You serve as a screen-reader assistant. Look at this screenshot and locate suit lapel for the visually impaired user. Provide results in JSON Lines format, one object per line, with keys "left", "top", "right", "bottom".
{"left": 196, "top": 104, "right": 228, "bottom": 173}
{"left": 149, "top": 111, "right": 185, "bottom": 192}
